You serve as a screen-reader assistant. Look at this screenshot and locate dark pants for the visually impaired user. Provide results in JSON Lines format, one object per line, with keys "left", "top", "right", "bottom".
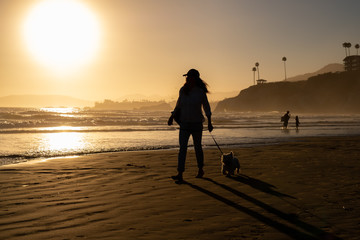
{"left": 178, "top": 122, "right": 203, "bottom": 173}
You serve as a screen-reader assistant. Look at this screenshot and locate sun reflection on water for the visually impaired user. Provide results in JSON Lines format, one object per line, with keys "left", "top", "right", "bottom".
{"left": 40, "top": 132, "right": 87, "bottom": 152}
{"left": 40, "top": 107, "right": 79, "bottom": 114}
{"left": 40, "top": 107, "right": 81, "bottom": 118}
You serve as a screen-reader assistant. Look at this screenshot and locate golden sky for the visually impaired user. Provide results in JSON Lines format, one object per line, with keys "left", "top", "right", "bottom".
{"left": 1, "top": 0, "right": 359, "bottom": 101}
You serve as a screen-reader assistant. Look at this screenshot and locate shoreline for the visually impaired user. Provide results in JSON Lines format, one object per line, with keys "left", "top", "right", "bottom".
{"left": 1, "top": 135, "right": 359, "bottom": 239}
{"left": 2, "top": 134, "right": 360, "bottom": 167}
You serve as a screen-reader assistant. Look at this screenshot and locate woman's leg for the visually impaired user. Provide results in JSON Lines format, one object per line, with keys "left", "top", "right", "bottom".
{"left": 192, "top": 129, "right": 204, "bottom": 171}
{"left": 178, "top": 128, "right": 191, "bottom": 173}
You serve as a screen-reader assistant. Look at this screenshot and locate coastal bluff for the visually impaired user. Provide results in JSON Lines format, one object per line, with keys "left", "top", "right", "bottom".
{"left": 215, "top": 71, "right": 360, "bottom": 113}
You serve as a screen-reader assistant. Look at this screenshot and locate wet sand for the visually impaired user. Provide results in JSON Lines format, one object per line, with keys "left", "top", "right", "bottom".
{"left": 1, "top": 136, "right": 359, "bottom": 239}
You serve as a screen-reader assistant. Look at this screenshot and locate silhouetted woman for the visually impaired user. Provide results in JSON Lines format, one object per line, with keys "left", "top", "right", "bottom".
{"left": 168, "top": 69, "right": 213, "bottom": 182}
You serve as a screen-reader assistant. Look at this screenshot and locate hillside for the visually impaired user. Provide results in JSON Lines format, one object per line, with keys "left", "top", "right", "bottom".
{"left": 215, "top": 71, "right": 360, "bottom": 113}
{"left": 115, "top": 91, "right": 238, "bottom": 102}
{"left": 285, "top": 63, "right": 344, "bottom": 82}
{"left": 93, "top": 99, "right": 173, "bottom": 111}
{"left": 0, "top": 95, "right": 93, "bottom": 108}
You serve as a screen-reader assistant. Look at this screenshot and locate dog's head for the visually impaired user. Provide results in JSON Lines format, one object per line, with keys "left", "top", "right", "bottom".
{"left": 221, "top": 152, "right": 234, "bottom": 165}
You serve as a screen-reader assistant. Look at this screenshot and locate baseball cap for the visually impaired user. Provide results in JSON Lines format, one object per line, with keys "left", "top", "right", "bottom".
{"left": 183, "top": 69, "right": 200, "bottom": 78}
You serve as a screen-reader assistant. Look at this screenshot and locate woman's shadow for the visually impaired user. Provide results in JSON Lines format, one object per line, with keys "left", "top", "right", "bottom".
{"left": 185, "top": 177, "right": 340, "bottom": 240}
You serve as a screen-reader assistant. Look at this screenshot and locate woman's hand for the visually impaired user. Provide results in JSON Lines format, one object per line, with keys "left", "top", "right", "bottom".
{"left": 208, "top": 122, "right": 213, "bottom": 132}
{"left": 168, "top": 116, "right": 174, "bottom": 126}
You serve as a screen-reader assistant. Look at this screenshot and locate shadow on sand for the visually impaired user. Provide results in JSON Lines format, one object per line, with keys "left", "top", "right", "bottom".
{"left": 230, "top": 174, "right": 336, "bottom": 229}
{"left": 229, "top": 174, "right": 296, "bottom": 199}
{"left": 182, "top": 177, "right": 341, "bottom": 240}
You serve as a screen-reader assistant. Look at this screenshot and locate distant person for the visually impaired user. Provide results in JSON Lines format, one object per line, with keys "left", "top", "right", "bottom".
{"left": 295, "top": 116, "right": 300, "bottom": 130}
{"left": 281, "top": 111, "right": 291, "bottom": 129}
{"left": 168, "top": 68, "right": 213, "bottom": 183}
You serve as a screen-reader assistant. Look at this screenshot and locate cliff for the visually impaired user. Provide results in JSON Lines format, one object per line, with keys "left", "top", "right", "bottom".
{"left": 215, "top": 71, "right": 360, "bottom": 113}
{"left": 284, "top": 63, "right": 344, "bottom": 82}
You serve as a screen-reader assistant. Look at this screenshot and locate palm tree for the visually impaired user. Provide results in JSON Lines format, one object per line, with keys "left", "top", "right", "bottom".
{"left": 282, "top": 57, "right": 287, "bottom": 81}
{"left": 252, "top": 67, "right": 256, "bottom": 85}
{"left": 355, "top": 44, "right": 360, "bottom": 55}
{"left": 343, "top": 42, "right": 348, "bottom": 57}
{"left": 255, "top": 62, "right": 260, "bottom": 80}
{"left": 347, "top": 42, "right": 352, "bottom": 56}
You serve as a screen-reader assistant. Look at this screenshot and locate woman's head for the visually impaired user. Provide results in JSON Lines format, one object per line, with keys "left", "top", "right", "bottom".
{"left": 183, "top": 68, "right": 209, "bottom": 93}
{"left": 183, "top": 69, "right": 200, "bottom": 79}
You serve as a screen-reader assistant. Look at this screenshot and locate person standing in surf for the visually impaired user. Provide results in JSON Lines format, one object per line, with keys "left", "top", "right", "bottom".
{"left": 295, "top": 115, "right": 300, "bottom": 130}
{"left": 168, "top": 69, "right": 213, "bottom": 183}
{"left": 282, "top": 110, "right": 291, "bottom": 129}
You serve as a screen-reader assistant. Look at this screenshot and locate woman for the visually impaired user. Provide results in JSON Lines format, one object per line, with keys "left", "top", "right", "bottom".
{"left": 168, "top": 69, "right": 213, "bottom": 183}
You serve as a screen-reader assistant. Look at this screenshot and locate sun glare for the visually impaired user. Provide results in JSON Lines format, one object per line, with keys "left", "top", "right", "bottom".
{"left": 43, "top": 132, "right": 86, "bottom": 152}
{"left": 22, "top": 0, "right": 101, "bottom": 73}
{"left": 40, "top": 107, "right": 79, "bottom": 114}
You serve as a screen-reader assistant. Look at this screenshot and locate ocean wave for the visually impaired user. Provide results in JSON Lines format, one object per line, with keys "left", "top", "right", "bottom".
{"left": 2, "top": 109, "right": 360, "bottom": 167}
{"left": 0, "top": 108, "right": 170, "bottom": 130}
{"left": 2, "top": 108, "right": 359, "bottom": 131}
{"left": 0, "top": 144, "right": 179, "bottom": 166}
{"left": 0, "top": 126, "right": 174, "bottom": 134}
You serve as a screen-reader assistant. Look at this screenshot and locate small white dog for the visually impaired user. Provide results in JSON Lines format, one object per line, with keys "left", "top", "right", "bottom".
{"left": 221, "top": 152, "right": 240, "bottom": 176}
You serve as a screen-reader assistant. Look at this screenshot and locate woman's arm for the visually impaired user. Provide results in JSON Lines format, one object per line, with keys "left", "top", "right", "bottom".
{"left": 168, "top": 89, "right": 182, "bottom": 126}
{"left": 207, "top": 115, "right": 213, "bottom": 132}
{"left": 202, "top": 92, "right": 213, "bottom": 132}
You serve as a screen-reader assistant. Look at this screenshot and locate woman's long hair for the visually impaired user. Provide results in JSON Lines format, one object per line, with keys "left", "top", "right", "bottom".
{"left": 183, "top": 77, "right": 209, "bottom": 95}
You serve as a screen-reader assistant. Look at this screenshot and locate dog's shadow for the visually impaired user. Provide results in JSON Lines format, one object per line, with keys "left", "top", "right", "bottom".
{"left": 229, "top": 174, "right": 296, "bottom": 199}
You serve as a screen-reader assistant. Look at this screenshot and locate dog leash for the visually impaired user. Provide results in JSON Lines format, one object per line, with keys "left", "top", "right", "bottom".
{"left": 210, "top": 133, "right": 223, "bottom": 155}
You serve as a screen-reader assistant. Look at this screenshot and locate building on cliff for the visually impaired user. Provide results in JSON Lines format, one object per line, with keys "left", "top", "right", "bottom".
{"left": 256, "top": 79, "right": 267, "bottom": 84}
{"left": 343, "top": 55, "right": 360, "bottom": 71}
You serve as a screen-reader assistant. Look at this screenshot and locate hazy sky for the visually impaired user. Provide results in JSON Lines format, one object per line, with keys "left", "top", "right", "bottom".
{"left": 1, "top": 0, "right": 359, "bottom": 101}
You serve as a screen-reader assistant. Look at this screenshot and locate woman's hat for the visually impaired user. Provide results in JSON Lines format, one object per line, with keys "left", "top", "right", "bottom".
{"left": 183, "top": 69, "right": 200, "bottom": 78}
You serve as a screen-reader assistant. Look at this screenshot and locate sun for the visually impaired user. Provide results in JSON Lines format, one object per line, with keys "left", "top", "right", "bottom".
{"left": 22, "top": 0, "right": 101, "bottom": 73}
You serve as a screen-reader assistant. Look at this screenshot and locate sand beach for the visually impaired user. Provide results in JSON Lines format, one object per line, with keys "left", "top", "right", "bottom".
{"left": 1, "top": 136, "right": 359, "bottom": 240}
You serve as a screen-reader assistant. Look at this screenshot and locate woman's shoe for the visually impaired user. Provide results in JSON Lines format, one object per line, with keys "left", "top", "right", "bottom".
{"left": 195, "top": 169, "right": 204, "bottom": 178}
{"left": 171, "top": 174, "right": 183, "bottom": 182}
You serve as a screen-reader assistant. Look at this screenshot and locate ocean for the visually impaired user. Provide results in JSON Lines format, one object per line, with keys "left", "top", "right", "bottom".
{"left": 1, "top": 107, "right": 360, "bottom": 166}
